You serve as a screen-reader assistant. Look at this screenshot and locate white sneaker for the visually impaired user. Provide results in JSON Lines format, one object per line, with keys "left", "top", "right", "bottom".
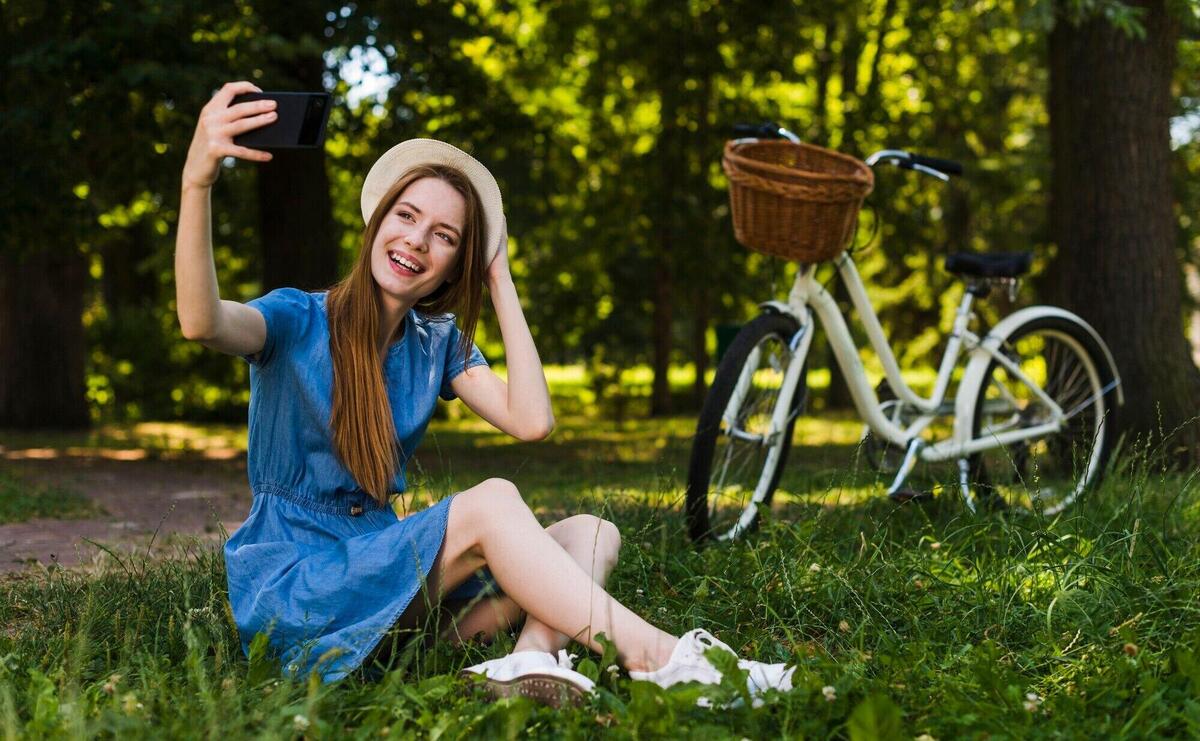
{"left": 628, "top": 629, "right": 795, "bottom": 706}
{"left": 461, "top": 649, "right": 595, "bottom": 707}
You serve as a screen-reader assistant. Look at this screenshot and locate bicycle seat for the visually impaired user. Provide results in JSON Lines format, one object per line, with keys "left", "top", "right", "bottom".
{"left": 944, "top": 251, "right": 1032, "bottom": 279}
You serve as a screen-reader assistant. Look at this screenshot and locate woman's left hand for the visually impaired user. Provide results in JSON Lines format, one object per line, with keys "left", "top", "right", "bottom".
{"left": 486, "top": 215, "right": 512, "bottom": 286}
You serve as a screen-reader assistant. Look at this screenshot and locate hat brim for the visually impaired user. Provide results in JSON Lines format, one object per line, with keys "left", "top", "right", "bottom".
{"left": 360, "top": 139, "right": 503, "bottom": 266}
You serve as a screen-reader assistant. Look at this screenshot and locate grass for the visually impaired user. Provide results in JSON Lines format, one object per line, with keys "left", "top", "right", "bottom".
{"left": 0, "top": 469, "right": 102, "bottom": 524}
{"left": 1, "top": 395, "right": 1198, "bottom": 737}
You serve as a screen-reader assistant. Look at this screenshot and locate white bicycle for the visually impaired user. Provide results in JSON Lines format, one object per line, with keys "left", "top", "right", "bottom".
{"left": 686, "top": 123, "right": 1124, "bottom": 542}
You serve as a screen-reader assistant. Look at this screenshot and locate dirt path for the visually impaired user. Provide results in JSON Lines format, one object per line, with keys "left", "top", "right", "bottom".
{"left": 0, "top": 451, "right": 250, "bottom": 573}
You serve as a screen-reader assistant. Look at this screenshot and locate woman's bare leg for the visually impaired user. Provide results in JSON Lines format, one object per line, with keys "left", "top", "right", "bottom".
{"left": 431, "top": 478, "right": 676, "bottom": 673}
{"left": 444, "top": 514, "right": 622, "bottom": 653}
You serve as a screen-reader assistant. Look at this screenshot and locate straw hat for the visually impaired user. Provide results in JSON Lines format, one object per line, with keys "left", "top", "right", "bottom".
{"left": 360, "top": 138, "right": 504, "bottom": 264}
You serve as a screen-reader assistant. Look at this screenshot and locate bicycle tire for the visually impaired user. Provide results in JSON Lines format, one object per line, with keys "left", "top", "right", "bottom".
{"left": 969, "top": 316, "right": 1117, "bottom": 514}
{"left": 686, "top": 312, "right": 806, "bottom": 542}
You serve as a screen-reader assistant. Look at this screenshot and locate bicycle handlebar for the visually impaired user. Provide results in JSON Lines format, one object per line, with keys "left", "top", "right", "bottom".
{"left": 908, "top": 153, "right": 963, "bottom": 176}
{"left": 865, "top": 149, "right": 963, "bottom": 181}
{"left": 731, "top": 122, "right": 801, "bottom": 143}
{"left": 730, "top": 124, "right": 963, "bottom": 179}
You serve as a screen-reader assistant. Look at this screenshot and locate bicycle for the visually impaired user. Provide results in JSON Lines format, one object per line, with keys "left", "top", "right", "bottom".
{"left": 685, "top": 123, "right": 1124, "bottom": 543}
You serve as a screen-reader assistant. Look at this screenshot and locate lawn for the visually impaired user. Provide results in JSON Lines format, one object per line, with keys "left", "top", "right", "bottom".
{"left": 1, "top": 383, "right": 1198, "bottom": 738}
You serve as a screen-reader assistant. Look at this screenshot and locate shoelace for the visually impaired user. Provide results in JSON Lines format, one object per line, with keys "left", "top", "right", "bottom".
{"left": 690, "top": 629, "right": 735, "bottom": 657}
{"left": 556, "top": 650, "right": 577, "bottom": 670}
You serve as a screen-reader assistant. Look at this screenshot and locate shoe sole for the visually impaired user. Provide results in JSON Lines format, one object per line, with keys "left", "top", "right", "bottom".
{"left": 460, "top": 670, "right": 589, "bottom": 708}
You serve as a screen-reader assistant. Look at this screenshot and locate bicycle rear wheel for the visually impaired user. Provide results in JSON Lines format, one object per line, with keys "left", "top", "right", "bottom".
{"left": 686, "top": 313, "right": 805, "bottom": 542}
{"left": 969, "top": 316, "right": 1117, "bottom": 514}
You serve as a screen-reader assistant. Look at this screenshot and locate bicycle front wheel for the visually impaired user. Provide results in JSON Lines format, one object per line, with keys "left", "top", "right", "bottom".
{"left": 686, "top": 313, "right": 805, "bottom": 543}
{"left": 969, "top": 316, "right": 1117, "bottom": 515}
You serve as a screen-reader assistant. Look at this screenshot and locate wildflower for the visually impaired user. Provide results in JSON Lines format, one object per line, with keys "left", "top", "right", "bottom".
{"left": 929, "top": 541, "right": 941, "bottom": 551}
{"left": 1023, "top": 691, "right": 1042, "bottom": 712}
{"left": 916, "top": 735, "right": 937, "bottom": 741}
{"left": 838, "top": 620, "right": 851, "bottom": 633}
{"left": 121, "top": 692, "right": 142, "bottom": 715}
{"left": 822, "top": 685, "right": 837, "bottom": 702}
{"left": 102, "top": 673, "right": 121, "bottom": 695}
{"left": 808, "top": 563, "right": 821, "bottom": 573}
{"left": 606, "top": 664, "right": 620, "bottom": 676}
{"left": 293, "top": 714, "right": 311, "bottom": 732}
{"left": 636, "top": 588, "right": 644, "bottom": 596}
{"left": 1123, "top": 643, "right": 1138, "bottom": 657}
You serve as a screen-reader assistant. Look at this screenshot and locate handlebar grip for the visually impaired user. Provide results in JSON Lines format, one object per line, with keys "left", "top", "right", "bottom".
{"left": 908, "top": 153, "right": 964, "bottom": 176}
{"left": 732, "top": 122, "right": 782, "bottom": 139}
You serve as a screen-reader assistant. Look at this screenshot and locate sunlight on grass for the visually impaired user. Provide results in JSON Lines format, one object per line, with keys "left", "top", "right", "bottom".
{"left": 0, "top": 422, "right": 247, "bottom": 456}
{"left": 1, "top": 374, "right": 1198, "bottom": 736}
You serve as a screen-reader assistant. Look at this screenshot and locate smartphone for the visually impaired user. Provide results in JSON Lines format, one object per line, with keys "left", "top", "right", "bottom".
{"left": 230, "top": 92, "right": 331, "bottom": 150}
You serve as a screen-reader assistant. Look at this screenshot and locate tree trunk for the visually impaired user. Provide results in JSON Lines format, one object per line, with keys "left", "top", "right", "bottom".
{"left": 650, "top": 253, "right": 673, "bottom": 416}
{"left": 0, "top": 250, "right": 89, "bottom": 429}
{"left": 1048, "top": 0, "right": 1200, "bottom": 461}
{"left": 257, "top": 146, "right": 339, "bottom": 291}
{"left": 256, "top": 41, "right": 338, "bottom": 292}
{"left": 102, "top": 221, "right": 156, "bottom": 310}
{"left": 691, "top": 288, "right": 709, "bottom": 409}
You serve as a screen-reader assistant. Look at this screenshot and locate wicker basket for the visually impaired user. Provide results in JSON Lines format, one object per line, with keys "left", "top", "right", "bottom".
{"left": 722, "top": 139, "right": 874, "bottom": 263}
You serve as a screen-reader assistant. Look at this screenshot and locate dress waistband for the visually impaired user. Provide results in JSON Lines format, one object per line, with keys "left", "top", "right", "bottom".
{"left": 251, "top": 482, "right": 392, "bottom": 516}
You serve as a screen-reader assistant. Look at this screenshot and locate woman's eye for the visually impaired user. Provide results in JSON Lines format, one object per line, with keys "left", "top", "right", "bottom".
{"left": 396, "top": 211, "right": 413, "bottom": 221}
{"left": 437, "top": 232, "right": 457, "bottom": 245}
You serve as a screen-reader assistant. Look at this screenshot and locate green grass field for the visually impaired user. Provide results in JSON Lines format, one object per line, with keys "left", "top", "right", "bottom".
{"left": 1, "top": 385, "right": 1198, "bottom": 738}
{"left": 0, "top": 470, "right": 103, "bottom": 525}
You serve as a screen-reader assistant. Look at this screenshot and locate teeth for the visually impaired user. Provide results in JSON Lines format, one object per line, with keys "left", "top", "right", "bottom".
{"left": 390, "top": 252, "right": 423, "bottom": 273}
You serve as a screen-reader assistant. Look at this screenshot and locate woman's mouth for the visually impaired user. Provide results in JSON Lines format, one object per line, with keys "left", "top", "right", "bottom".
{"left": 388, "top": 250, "right": 426, "bottom": 276}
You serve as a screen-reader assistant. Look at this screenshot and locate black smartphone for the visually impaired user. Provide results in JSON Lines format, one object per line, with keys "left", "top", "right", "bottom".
{"left": 230, "top": 91, "right": 331, "bottom": 150}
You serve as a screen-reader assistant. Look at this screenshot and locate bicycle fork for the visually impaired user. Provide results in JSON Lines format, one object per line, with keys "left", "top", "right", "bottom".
{"left": 717, "top": 314, "right": 814, "bottom": 540}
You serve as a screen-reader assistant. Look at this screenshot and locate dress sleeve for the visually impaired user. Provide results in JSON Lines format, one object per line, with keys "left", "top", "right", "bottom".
{"left": 440, "top": 320, "right": 489, "bottom": 401}
{"left": 242, "top": 288, "right": 313, "bottom": 367}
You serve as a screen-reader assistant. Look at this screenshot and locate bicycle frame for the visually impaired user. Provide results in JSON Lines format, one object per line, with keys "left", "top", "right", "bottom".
{"left": 730, "top": 252, "right": 1073, "bottom": 467}
{"left": 708, "top": 128, "right": 1124, "bottom": 535}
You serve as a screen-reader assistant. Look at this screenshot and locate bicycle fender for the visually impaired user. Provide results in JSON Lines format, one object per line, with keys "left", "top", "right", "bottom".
{"left": 953, "top": 306, "right": 1125, "bottom": 446}
{"left": 758, "top": 300, "right": 803, "bottom": 322}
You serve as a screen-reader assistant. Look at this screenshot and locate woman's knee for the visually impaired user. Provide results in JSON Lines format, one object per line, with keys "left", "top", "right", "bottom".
{"left": 454, "top": 478, "right": 529, "bottom": 526}
{"left": 551, "top": 514, "right": 621, "bottom": 561}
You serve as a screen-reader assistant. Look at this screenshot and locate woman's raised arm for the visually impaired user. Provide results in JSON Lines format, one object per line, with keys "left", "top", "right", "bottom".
{"left": 175, "top": 81, "right": 275, "bottom": 356}
{"left": 451, "top": 219, "right": 556, "bottom": 441}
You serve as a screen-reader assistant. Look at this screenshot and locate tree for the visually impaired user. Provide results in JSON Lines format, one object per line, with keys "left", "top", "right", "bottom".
{"left": 1047, "top": 0, "right": 1200, "bottom": 461}
{"left": 247, "top": 2, "right": 341, "bottom": 292}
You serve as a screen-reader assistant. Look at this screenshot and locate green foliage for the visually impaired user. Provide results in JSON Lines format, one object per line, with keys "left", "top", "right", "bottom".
{"left": 847, "top": 694, "right": 904, "bottom": 740}
{"left": 0, "top": 415, "right": 1198, "bottom": 736}
{"left": 4, "top": 0, "right": 1197, "bottom": 423}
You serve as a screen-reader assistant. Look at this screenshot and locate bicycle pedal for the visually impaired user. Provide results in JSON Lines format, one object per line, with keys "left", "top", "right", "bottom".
{"left": 888, "top": 489, "right": 934, "bottom": 504}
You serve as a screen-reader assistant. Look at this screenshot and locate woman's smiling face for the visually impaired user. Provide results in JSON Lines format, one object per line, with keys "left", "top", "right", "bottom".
{"left": 370, "top": 176, "right": 466, "bottom": 305}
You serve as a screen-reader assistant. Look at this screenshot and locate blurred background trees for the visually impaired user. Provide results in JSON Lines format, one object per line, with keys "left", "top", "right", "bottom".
{"left": 2, "top": 0, "right": 1197, "bottom": 459}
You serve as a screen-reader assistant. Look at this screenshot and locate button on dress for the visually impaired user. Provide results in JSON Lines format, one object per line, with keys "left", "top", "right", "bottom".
{"left": 224, "top": 288, "right": 489, "bottom": 681}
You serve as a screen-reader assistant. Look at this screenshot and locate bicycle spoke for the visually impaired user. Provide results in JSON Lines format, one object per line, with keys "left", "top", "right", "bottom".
{"left": 696, "top": 320, "right": 800, "bottom": 538}
{"left": 973, "top": 325, "right": 1108, "bottom": 515}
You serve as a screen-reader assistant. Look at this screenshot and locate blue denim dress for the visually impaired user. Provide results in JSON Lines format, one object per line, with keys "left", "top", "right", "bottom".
{"left": 224, "top": 288, "right": 488, "bottom": 682}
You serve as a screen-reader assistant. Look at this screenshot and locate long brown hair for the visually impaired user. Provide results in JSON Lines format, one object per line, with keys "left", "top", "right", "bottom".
{"left": 326, "top": 164, "right": 487, "bottom": 503}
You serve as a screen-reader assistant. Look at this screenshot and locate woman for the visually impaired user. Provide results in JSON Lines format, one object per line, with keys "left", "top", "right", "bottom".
{"left": 176, "top": 81, "right": 795, "bottom": 706}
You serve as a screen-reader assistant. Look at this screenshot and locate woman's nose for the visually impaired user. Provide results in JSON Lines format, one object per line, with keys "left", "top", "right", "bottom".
{"left": 405, "top": 232, "right": 429, "bottom": 252}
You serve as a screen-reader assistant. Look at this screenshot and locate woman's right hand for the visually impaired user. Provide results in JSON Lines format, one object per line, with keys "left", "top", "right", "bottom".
{"left": 182, "top": 81, "right": 278, "bottom": 189}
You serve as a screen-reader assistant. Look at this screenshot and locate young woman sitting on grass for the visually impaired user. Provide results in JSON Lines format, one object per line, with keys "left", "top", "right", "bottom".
{"left": 175, "top": 81, "right": 796, "bottom": 706}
